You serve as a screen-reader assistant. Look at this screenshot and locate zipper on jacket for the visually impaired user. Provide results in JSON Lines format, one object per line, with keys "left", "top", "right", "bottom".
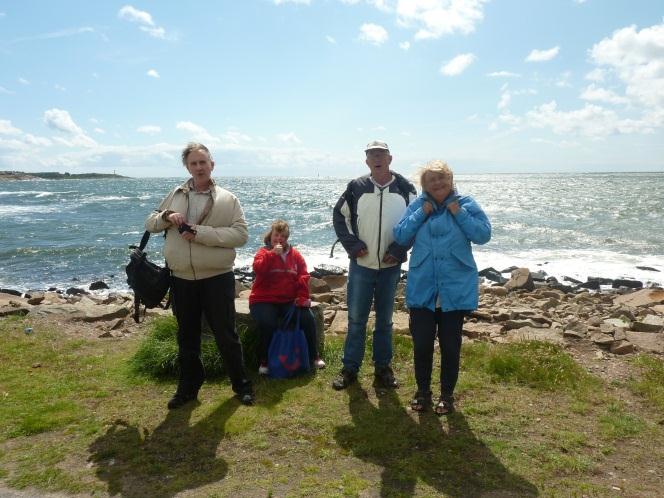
{"left": 186, "top": 192, "right": 197, "bottom": 280}
{"left": 377, "top": 187, "right": 384, "bottom": 269}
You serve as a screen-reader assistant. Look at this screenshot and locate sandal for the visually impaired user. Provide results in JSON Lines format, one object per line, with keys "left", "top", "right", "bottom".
{"left": 434, "top": 396, "right": 455, "bottom": 416}
{"left": 410, "top": 391, "right": 432, "bottom": 412}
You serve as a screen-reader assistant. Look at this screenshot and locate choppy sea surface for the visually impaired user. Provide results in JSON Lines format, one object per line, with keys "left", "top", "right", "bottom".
{"left": 1, "top": 173, "right": 663, "bottom": 292}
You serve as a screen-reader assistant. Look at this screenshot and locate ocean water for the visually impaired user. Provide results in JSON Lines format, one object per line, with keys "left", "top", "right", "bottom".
{"left": 1, "top": 173, "right": 663, "bottom": 293}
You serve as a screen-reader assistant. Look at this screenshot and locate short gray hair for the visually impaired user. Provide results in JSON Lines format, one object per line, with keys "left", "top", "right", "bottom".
{"left": 181, "top": 142, "right": 212, "bottom": 166}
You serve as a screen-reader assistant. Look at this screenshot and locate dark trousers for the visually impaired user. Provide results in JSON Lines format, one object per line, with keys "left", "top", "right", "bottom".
{"left": 171, "top": 272, "right": 252, "bottom": 396}
{"left": 249, "top": 302, "right": 318, "bottom": 367}
{"left": 409, "top": 308, "right": 465, "bottom": 397}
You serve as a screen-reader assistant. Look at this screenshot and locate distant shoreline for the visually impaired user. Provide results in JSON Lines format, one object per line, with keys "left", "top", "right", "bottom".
{"left": 0, "top": 171, "right": 128, "bottom": 181}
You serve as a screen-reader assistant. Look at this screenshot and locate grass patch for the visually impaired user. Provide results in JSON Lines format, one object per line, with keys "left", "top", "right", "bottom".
{"left": 598, "top": 402, "right": 645, "bottom": 440}
{"left": 2, "top": 318, "right": 664, "bottom": 497}
{"left": 628, "top": 353, "right": 664, "bottom": 412}
{"left": 463, "top": 341, "right": 595, "bottom": 391}
{"left": 129, "top": 315, "right": 258, "bottom": 378}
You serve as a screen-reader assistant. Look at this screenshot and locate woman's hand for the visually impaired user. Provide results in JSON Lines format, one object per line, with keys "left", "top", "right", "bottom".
{"left": 422, "top": 201, "right": 433, "bottom": 216}
{"left": 447, "top": 201, "right": 460, "bottom": 215}
{"left": 295, "top": 297, "right": 311, "bottom": 308}
{"left": 272, "top": 243, "right": 284, "bottom": 256}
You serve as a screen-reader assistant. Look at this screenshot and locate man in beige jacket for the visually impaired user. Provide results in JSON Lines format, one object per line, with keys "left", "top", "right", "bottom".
{"left": 145, "top": 142, "right": 254, "bottom": 408}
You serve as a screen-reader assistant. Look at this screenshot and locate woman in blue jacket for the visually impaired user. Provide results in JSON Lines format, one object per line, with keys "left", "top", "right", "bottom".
{"left": 393, "top": 160, "right": 491, "bottom": 415}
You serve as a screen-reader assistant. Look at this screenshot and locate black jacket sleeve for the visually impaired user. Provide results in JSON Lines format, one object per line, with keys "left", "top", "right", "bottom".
{"left": 332, "top": 184, "right": 367, "bottom": 258}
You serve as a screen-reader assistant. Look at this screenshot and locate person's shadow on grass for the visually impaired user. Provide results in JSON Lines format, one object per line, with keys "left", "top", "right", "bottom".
{"left": 88, "top": 397, "right": 238, "bottom": 498}
{"left": 334, "top": 387, "right": 539, "bottom": 497}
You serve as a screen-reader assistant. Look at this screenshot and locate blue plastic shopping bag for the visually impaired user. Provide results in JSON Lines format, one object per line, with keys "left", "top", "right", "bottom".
{"left": 267, "top": 306, "right": 310, "bottom": 378}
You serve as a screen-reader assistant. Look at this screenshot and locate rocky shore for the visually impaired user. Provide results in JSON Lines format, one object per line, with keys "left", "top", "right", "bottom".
{"left": 2, "top": 267, "right": 663, "bottom": 369}
{"left": 0, "top": 170, "right": 127, "bottom": 180}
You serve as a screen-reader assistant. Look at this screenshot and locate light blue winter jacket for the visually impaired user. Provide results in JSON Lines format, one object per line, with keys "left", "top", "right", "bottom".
{"left": 393, "top": 192, "right": 491, "bottom": 312}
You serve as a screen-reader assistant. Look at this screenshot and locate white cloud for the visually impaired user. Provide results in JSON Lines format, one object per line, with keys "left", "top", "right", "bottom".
{"left": 18, "top": 77, "right": 30, "bottom": 85}
{"left": 0, "top": 120, "right": 22, "bottom": 135}
{"left": 0, "top": 12, "right": 5, "bottom": 18}
{"left": 580, "top": 84, "right": 629, "bottom": 105}
{"left": 0, "top": 86, "right": 14, "bottom": 95}
{"left": 137, "top": 125, "right": 162, "bottom": 135}
{"left": 118, "top": 5, "right": 154, "bottom": 25}
{"left": 555, "top": 71, "right": 572, "bottom": 88}
{"left": 585, "top": 68, "right": 605, "bottom": 82}
{"left": 54, "top": 84, "right": 66, "bottom": 92}
{"left": 10, "top": 27, "right": 94, "bottom": 44}
{"left": 277, "top": 132, "right": 302, "bottom": 144}
{"left": 94, "top": 128, "right": 106, "bottom": 134}
{"left": 146, "top": 69, "right": 160, "bottom": 79}
{"left": 399, "top": 41, "right": 410, "bottom": 50}
{"left": 43, "top": 109, "right": 85, "bottom": 135}
{"left": 526, "top": 100, "right": 659, "bottom": 137}
{"left": 396, "top": 0, "right": 487, "bottom": 40}
{"left": 43, "top": 108, "right": 97, "bottom": 147}
{"left": 589, "top": 22, "right": 664, "bottom": 108}
{"left": 359, "top": 23, "right": 388, "bottom": 45}
{"left": 487, "top": 71, "right": 521, "bottom": 78}
{"left": 118, "top": 5, "right": 167, "bottom": 39}
{"left": 221, "top": 130, "right": 252, "bottom": 144}
{"left": 176, "top": 121, "right": 219, "bottom": 143}
{"left": 274, "top": 0, "right": 311, "bottom": 4}
{"left": 440, "top": 53, "right": 476, "bottom": 76}
{"left": 498, "top": 91, "right": 511, "bottom": 110}
{"left": 326, "top": 35, "right": 337, "bottom": 44}
{"left": 23, "top": 134, "right": 52, "bottom": 146}
{"left": 525, "top": 46, "right": 560, "bottom": 62}
{"left": 141, "top": 26, "right": 166, "bottom": 39}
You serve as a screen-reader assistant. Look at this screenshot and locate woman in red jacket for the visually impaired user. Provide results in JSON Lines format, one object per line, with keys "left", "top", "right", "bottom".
{"left": 249, "top": 220, "right": 325, "bottom": 375}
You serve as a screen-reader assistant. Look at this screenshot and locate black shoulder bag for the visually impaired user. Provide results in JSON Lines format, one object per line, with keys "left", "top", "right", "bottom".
{"left": 126, "top": 231, "right": 171, "bottom": 323}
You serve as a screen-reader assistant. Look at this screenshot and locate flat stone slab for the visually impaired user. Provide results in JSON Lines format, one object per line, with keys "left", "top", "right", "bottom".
{"left": 367, "top": 311, "right": 410, "bottom": 336}
{"left": 613, "top": 288, "right": 664, "bottom": 307}
{"left": 626, "top": 331, "right": 664, "bottom": 354}
{"left": 0, "top": 306, "right": 30, "bottom": 317}
{"left": 0, "top": 292, "right": 28, "bottom": 307}
{"left": 464, "top": 322, "right": 503, "bottom": 338}
{"left": 502, "top": 326, "right": 565, "bottom": 345}
{"left": 328, "top": 310, "right": 348, "bottom": 335}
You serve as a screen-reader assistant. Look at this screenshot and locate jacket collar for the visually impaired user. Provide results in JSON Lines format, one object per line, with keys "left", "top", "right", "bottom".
{"left": 177, "top": 177, "right": 217, "bottom": 194}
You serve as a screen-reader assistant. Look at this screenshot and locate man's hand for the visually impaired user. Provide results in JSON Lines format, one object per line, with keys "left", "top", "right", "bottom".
{"left": 356, "top": 248, "right": 368, "bottom": 258}
{"left": 422, "top": 201, "right": 433, "bottom": 215}
{"left": 295, "top": 297, "right": 311, "bottom": 308}
{"left": 382, "top": 254, "right": 398, "bottom": 265}
{"left": 167, "top": 212, "right": 187, "bottom": 225}
{"left": 181, "top": 230, "right": 196, "bottom": 242}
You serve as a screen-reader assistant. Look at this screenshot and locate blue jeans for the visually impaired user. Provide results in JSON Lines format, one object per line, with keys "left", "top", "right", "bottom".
{"left": 342, "top": 260, "right": 401, "bottom": 372}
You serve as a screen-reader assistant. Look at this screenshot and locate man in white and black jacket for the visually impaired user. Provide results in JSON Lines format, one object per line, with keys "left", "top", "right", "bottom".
{"left": 332, "top": 140, "right": 417, "bottom": 390}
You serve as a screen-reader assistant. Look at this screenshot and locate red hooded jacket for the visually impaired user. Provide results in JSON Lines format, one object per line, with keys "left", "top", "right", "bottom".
{"left": 249, "top": 246, "right": 310, "bottom": 305}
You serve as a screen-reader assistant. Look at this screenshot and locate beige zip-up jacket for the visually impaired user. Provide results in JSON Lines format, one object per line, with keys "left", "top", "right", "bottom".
{"left": 144, "top": 179, "right": 248, "bottom": 280}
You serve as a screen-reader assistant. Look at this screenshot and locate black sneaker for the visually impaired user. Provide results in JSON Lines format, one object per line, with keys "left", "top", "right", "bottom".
{"left": 237, "top": 391, "right": 255, "bottom": 406}
{"left": 167, "top": 392, "right": 197, "bottom": 410}
{"left": 374, "top": 365, "right": 399, "bottom": 389}
{"left": 332, "top": 369, "right": 357, "bottom": 390}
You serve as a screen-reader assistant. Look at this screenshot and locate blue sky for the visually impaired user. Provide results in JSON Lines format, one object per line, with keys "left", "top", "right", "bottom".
{"left": 1, "top": 1, "right": 663, "bottom": 177}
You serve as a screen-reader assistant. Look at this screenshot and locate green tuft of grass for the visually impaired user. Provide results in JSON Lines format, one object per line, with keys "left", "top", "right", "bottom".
{"left": 464, "top": 341, "right": 593, "bottom": 391}
{"left": 128, "top": 315, "right": 258, "bottom": 379}
{"left": 628, "top": 353, "right": 664, "bottom": 412}
{"left": 599, "top": 402, "right": 645, "bottom": 440}
{"left": 8, "top": 400, "right": 81, "bottom": 437}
